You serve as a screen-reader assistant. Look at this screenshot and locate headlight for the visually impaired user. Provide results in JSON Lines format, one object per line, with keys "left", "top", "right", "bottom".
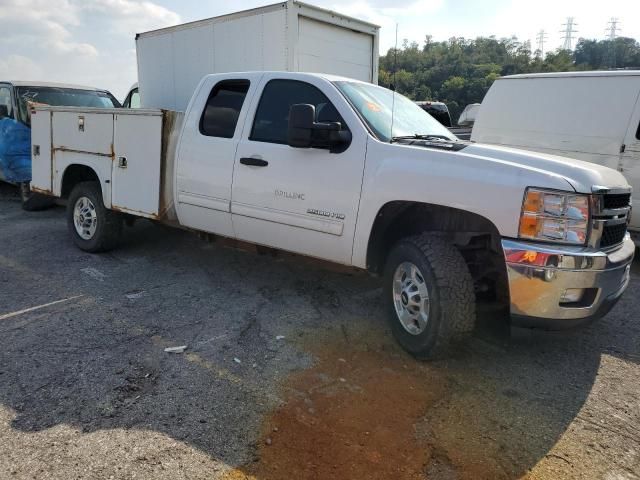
{"left": 519, "top": 188, "right": 589, "bottom": 245}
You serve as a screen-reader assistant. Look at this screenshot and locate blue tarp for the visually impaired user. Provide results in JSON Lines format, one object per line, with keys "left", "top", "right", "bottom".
{"left": 0, "top": 118, "right": 31, "bottom": 183}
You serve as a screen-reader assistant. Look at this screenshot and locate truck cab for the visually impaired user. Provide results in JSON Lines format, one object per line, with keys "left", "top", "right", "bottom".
{"left": 30, "top": 72, "right": 635, "bottom": 359}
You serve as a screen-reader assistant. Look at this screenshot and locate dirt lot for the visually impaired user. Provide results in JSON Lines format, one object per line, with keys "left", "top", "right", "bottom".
{"left": 1, "top": 184, "right": 639, "bottom": 480}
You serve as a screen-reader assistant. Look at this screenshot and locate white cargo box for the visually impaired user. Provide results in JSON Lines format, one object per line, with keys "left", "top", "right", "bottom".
{"left": 30, "top": 107, "right": 166, "bottom": 219}
{"left": 135, "top": 0, "right": 380, "bottom": 111}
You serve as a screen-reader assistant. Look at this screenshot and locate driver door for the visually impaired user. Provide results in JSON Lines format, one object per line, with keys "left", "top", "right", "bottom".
{"left": 231, "top": 75, "right": 366, "bottom": 265}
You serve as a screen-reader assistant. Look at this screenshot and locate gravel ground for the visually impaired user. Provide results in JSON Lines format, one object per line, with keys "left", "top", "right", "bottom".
{"left": 0, "top": 183, "right": 639, "bottom": 480}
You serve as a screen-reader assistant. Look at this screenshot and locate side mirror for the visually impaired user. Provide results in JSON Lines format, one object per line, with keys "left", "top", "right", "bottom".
{"left": 0, "top": 105, "right": 9, "bottom": 119}
{"left": 288, "top": 104, "right": 315, "bottom": 148}
{"left": 287, "top": 104, "right": 351, "bottom": 153}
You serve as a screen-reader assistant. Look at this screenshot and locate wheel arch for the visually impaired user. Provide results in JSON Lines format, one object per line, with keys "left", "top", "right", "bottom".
{"left": 60, "top": 164, "right": 103, "bottom": 199}
{"left": 366, "top": 200, "right": 510, "bottom": 305}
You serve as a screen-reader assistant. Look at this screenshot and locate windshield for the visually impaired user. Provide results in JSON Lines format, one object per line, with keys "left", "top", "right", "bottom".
{"left": 15, "top": 86, "right": 119, "bottom": 125}
{"left": 334, "top": 81, "right": 455, "bottom": 143}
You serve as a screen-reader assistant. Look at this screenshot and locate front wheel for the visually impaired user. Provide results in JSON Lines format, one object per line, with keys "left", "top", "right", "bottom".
{"left": 67, "top": 182, "right": 122, "bottom": 252}
{"left": 383, "top": 233, "right": 476, "bottom": 359}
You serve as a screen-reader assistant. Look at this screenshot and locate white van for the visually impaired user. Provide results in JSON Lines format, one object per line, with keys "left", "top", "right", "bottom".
{"left": 471, "top": 71, "right": 640, "bottom": 238}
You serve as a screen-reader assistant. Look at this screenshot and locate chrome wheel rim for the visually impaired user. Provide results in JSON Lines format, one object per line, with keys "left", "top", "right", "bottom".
{"left": 73, "top": 196, "right": 98, "bottom": 240}
{"left": 393, "top": 261, "right": 430, "bottom": 335}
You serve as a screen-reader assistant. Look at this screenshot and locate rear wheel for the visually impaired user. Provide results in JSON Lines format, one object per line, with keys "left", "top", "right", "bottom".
{"left": 383, "top": 233, "right": 475, "bottom": 359}
{"left": 67, "top": 182, "right": 122, "bottom": 252}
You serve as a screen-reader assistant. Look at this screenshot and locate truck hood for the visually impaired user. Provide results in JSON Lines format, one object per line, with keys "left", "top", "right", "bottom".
{"left": 462, "top": 143, "right": 630, "bottom": 193}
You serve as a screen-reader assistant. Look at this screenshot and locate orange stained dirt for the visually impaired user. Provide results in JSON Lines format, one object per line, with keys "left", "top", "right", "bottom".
{"left": 221, "top": 329, "right": 567, "bottom": 480}
{"left": 246, "top": 341, "right": 446, "bottom": 480}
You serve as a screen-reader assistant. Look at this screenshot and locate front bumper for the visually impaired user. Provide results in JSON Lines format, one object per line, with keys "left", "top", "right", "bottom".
{"left": 502, "top": 235, "right": 634, "bottom": 329}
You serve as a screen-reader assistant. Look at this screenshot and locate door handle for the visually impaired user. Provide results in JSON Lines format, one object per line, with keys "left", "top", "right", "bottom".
{"left": 240, "top": 157, "right": 268, "bottom": 167}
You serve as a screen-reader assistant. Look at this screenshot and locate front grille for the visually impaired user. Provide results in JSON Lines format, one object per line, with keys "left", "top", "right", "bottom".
{"left": 603, "top": 193, "right": 631, "bottom": 210}
{"left": 590, "top": 191, "right": 631, "bottom": 249}
{"left": 600, "top": 223, "right": 628, "bottom": 248}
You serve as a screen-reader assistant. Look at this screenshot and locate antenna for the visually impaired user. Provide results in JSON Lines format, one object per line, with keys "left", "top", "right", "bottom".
{"left": 389, "top": 22, "right": 398, "bottom": 142}
{"left": 560, "top": 17, "right": 578, "bottom": 50}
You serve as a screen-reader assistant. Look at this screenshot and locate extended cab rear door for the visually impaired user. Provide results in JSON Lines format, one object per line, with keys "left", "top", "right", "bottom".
{"left": 231, "top": 74, "right": 368, "bottom": 265}
{"left": 175, "top": 73, "right": 262, "bottom": 237}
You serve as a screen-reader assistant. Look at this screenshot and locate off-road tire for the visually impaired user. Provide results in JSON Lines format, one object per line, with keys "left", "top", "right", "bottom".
{"left": 67, "top": 182, "right": 122, "bottom": 252}
{"left": 383, "top": 233, "right": 475, "bottom": 359}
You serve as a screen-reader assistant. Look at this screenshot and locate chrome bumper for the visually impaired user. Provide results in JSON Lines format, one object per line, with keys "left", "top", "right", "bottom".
{"left": 502, "top": 234, "right": 635, "bottom": 329}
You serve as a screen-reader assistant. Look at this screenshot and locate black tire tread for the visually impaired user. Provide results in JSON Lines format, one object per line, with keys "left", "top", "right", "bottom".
{"left": 67, "top": 182, "right": 122, "bottom": 252}
{"left": 407, "top": 233, "right": 476, "bottom": 336}
{"left": 386, "top": 233, "right": 475, "bottom": 359}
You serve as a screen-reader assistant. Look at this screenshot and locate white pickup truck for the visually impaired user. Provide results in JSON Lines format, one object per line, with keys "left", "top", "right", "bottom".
{"left": 30, "top": 72, "right": 635, "bottom": 358}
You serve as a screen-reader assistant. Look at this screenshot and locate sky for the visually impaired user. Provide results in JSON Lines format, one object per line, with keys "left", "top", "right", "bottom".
{"left": 1, "top": 0, "right": 638, "bottom": 100}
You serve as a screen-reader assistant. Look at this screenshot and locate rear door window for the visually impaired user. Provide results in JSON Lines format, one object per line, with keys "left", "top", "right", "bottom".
{"left": 199, "top": 80, "right": 250, "bottom": 138}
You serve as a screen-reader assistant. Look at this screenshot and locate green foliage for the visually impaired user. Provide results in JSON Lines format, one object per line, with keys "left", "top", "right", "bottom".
{"left": 379, "top": 36, "right": 640, "bottom": 122}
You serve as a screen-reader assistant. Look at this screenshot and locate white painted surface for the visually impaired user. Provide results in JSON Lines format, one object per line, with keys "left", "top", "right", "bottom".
{"left": 53, "top": 150, "right": 113, "bottom": 208}
{"left": 32, "top": 72, "right": 632, "bottom": 271}
{"left": 52, "top": 110, "right": 113, "bottom": 156}
{"left": 296, "top": 17, "right": 374, "bottom": 83}
{"left": 30, "top": 109, "right": 52, "bottom": 193}
{"left": 174, "top": 72, "right": 264, "bottom": 238}
{"left": 620, "top": 92, "right": 640, "bottom": 228}
{"left": 32, "top": 107, "right": 164, "bottom": 216}
{"left": 230, "top": 73, "right": 367, "bottom": 264}
{"left": 112, "top": 112, "right": 163, "bottom": 216}
{"left": 471, "top": 71, "right": 640, "bottom": 228}
{"left": 135, "top": 1, "right": 379, "bottom": 111}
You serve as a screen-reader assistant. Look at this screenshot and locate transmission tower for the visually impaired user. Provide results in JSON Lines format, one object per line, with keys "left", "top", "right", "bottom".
{"left": 536, "top": 29, "right": 548, "bottom": 58}
{"left": 560, "top": 17, "right": 578, "bottom": 50}
{"left": 606, "top": 17, "right": 620, "bottom": 40}
{"left": 605, "top": 18, "right": 621, "bottom": 68}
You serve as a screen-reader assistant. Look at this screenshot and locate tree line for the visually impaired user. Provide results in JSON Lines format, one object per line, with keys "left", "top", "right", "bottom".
{"left": 379, "top": 36, "right": 640, "bottom": 122}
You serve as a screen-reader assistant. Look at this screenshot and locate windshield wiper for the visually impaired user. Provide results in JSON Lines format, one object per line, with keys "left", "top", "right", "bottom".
{"left": 390, "top": 134, "right": 454, "bottom": 143}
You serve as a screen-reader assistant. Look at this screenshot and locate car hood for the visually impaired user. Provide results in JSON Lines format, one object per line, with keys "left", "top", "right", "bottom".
{"left": 461, "top": 143, "right": 630, "bottom": 193}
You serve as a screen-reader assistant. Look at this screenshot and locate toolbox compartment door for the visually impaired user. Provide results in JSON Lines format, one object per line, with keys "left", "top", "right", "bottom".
{"left": 52, "top": 111, "right": 114, "bottom": 155}
{"left": 111, "top": 112, "right": 163, "bottom": 218}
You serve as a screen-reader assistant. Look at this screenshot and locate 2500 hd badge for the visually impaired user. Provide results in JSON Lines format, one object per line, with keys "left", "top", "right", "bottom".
{"left": 307, "top": 208, "right": 346, "bottom": 220}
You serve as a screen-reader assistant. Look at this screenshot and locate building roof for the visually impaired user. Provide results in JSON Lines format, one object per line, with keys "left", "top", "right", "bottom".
{"left": 501, "top": 70, "right": 640, "bottom": 80}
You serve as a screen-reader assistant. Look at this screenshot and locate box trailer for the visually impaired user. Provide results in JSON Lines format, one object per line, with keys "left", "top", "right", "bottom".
{"left": 135, "top": 0, "right": 380, "bottom": 111}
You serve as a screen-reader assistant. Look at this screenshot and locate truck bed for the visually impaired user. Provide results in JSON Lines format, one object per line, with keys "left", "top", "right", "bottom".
{"left": 31, "top": 106, "right": 182, "bottom": 221}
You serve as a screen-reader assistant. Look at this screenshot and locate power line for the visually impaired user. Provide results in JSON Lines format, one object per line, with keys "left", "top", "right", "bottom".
{"left": 560, "top": 17, "right": 578, "bottom": 50}
{"left": 535, "top": 29, "right": 548, "bottom": 58}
